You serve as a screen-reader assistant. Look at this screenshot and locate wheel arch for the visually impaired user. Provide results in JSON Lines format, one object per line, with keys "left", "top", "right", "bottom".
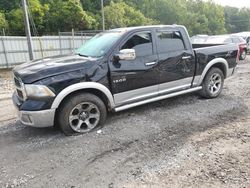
{"left": 198, "top": 58, "right": 228, "bottom": 85}
{"left": 51, "top": 82, "right": 115, "bottom": 111}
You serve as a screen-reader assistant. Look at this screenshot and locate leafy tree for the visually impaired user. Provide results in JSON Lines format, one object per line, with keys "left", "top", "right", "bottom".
{"left": 1, "top": 0, "right": 250, "bottom": 36}
{"left": 6, "top": 0, "right": 47, "bottom": 35}
{"left": 104, "top": 1, "right": 155, "bottom": 29}
{"left": 179, "top": 0, "right": 225, "bottom": 35}
{"left": 0, "top": 11, "right": 8, "bottom": 31}
{"left": 0, "top": 0, "right": 20, "bottom": 12}
{"left": 123, "top": 0, "right": 226, "bottom": 35}
{"left": 123, "top": 0, "right": 184, "bottom": 24}
{"left": 224, "top": 6, "right": 241, "bottom": 33}
{"left": 203, "top": 1, "right": 226, "bottom": 34}
{"left": 44, "top": 0, "right": 97, "bottom": 33}
{"left": 224, "top": 6, "right": 250, "bottom": 33}
{"left": 7, "top": 9, "right": 25, "bottom": 35}
{"left": 80, "top": 0, "right": 112, "bottom": 13}
{"left": 28, "top": 0, "right": 49, "bottom": 35}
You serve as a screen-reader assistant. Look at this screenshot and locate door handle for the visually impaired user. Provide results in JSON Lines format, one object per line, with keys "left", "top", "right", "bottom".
{"left": 145, "top": 62, "right": 157, "bottom": 66}
{"left": 182, "top": 56, "right": 192, "bottom": 60}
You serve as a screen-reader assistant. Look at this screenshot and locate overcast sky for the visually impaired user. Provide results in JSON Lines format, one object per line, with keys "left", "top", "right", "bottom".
{"left": 211, "top": 0, "right": 250, "bottom": 8}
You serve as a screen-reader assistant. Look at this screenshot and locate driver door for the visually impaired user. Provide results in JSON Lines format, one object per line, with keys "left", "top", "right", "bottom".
{"left": 109, "top": 31, "right": 159, "bottom": 106}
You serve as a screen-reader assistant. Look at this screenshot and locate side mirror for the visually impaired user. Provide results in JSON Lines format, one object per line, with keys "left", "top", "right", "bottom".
{"left": 115, "top": 49, "right": 136, "bottom": 61}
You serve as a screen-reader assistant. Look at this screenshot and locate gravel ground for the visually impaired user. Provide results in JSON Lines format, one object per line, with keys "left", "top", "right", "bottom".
{"left": 0, "top": 59, "right": 250, "bottom": 188}
{"left": 0, "top": 70, "right": 16, "bottom": 123}
{"left": 0, "top": 69, "right": 14, "bottom": 101}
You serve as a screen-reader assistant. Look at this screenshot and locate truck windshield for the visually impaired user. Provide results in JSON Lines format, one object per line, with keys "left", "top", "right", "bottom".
{"left": 76, "top": 31, "right": 123, "bottom": 58}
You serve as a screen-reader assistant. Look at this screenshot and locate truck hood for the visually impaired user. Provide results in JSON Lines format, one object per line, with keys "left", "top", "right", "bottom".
{"left": 13, "top": 54, "right": 97, "bottom": 83}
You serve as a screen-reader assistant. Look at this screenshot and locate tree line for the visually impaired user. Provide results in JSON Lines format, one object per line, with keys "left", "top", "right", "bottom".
{"left": 0, "top": 0, "right": 250, "bottom": 36}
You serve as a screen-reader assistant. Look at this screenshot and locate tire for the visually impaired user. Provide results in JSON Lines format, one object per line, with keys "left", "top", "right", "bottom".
{"left": 199, "top": 67, "right": 224, "bottom": 99}
{"left": 57, "top": 93, "right": 107, "bottom": 136}
{"left": 240, "top": 49, "right": 247, "bottom": 60}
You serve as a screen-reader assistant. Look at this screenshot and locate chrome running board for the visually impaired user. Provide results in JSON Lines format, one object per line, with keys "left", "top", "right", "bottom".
{"left": 115, "top": 86, "right": 202, "bottom": 112}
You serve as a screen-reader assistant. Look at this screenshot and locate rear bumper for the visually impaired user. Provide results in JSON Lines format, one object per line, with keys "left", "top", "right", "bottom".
{"left": 17, "top": 109, "right": 55, "bottom": 128}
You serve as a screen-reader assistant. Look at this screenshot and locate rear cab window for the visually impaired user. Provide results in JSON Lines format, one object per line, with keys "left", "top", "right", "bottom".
{"left": 156, "top": 31, "right": 186, "bottom": 53}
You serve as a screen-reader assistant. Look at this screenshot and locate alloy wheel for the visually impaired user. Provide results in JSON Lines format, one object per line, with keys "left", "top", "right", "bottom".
{"left": 69, "top": 102, "right": 100, "bottom": 133}
{"left": 208, "top": 73, "right": 222, "bottom": 95}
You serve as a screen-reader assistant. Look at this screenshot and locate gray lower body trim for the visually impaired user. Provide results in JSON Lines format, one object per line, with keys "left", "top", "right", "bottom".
{"left": 192, "top": 75, "right": 202, "bottom": 86}
{"left": 114, "top": 85, "right": 158, "bottom": 106}
{"left": 114, "top": 77, "right": 196, "bottom": 106}
{"left": 158, "top": 77, "right": 193, "bottom": 95}
{"left": 18, "top": 109, "right": 55, "bottom": 128}
{"left": 193, "top": 67, "right": 234, "bottom": 87}
{"left": 115, "top": 86, "right": 202, "bottom": 112}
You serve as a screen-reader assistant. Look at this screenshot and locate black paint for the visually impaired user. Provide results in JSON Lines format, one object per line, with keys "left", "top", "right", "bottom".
{"left": 12, "top": 25, "right": 238, "bottom": 111}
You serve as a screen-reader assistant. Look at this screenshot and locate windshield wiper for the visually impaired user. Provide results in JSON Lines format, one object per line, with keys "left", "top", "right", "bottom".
{"left": 77, "top": 53, "right": 90, "bottom": 58}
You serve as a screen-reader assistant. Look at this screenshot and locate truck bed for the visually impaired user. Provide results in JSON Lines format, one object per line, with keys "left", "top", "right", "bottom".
{"left": 192, "top": 43, "right": 224, "bottom": 49}
{"left": 192, "top": 43, "right": 238, "bottom": 76}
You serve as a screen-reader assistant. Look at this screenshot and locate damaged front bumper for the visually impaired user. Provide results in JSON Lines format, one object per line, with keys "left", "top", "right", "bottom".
{"left": 18, "top": 109, "right": 55, "bottom": 128}
{"left": 12, "top": 92, "right": 55, "bottom": 128}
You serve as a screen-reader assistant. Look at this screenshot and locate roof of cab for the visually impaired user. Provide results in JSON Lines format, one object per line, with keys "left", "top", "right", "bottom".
{"left": 108, "top": 25, "right": 185, "bottom": 32}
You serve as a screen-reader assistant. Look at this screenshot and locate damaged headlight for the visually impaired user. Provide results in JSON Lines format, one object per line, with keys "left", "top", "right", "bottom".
{"left": 24, "top": 85, "right": 55, "bottom": 99}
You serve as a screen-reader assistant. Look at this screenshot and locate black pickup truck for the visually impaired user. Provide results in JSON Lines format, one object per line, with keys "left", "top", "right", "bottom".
{"left": 12, "top": 25, "right": 239, "bottom": 135}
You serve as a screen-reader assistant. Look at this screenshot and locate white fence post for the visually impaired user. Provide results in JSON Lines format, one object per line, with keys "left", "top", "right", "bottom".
{"left": 1, "top": 37, "right": 9, "bottom": 68}
{"left": 59, "top": 32, "right": 62, "bottom": 55}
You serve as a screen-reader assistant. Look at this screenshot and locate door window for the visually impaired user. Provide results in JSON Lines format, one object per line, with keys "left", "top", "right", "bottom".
{"left": 156, "top": 31, "right": 185, "bottom": 53}
{"left": 121, "top": 32, "right": 153, "bottom": 57}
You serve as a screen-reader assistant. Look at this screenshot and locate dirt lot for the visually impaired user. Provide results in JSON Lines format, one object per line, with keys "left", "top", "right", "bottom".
{"left": 0, "top": 70, "right": 16, "bottom": 123}
{"left": 0, "top": 59, "right": 250, "bottom": 188}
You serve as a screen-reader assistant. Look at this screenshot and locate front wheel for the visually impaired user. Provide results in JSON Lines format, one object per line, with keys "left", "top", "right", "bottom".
{"left": 199, "top": 67, "right": 224, "bottom": 99}
{"left": 57, "top": 93, "right": 107, "bottom": 135}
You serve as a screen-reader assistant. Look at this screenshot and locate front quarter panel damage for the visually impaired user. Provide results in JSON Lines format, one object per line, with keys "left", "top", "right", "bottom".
{"left": 19, "top": 60, "right": 110, "bottom": 111}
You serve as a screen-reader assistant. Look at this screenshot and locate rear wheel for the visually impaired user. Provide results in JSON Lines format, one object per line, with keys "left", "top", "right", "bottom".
{"left": 57, "top": 93, "right": 107, "bottom": 135}
{"left": 240, "top": 49, "right": 247, "bottom": 60}
{"left": 199, "top": 67, "right": 224, "bottom": 99}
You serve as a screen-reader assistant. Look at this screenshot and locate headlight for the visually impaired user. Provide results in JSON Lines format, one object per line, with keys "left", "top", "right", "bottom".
{"left": 24, "top": 85, "right": 55, "bottom": 99}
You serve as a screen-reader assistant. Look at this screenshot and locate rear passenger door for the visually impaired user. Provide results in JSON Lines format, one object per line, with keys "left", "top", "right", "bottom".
{"left": 156, "top": 29, "right": 196, "bottom": 95}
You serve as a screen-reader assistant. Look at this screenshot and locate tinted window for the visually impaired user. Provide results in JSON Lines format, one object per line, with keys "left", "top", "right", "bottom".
{"left": 157, "top": 31, "right": 185, "bottom": 53}
{"left": 122, "top": 32, "right": 153, "bottom": 57}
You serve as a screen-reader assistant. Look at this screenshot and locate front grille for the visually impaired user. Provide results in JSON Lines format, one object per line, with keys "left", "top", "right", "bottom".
{"left": 14, "top": 77, "right": 22, "bottom": 88}
{"left": 16, "top": 89, "right": 24, "bottom": 99}
{"left": 14, "top": 76, "right": 25, "bottom": 101}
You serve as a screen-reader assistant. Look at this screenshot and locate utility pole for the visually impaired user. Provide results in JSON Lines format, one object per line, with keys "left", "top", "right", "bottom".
{"left": 2, "top": 29, "right": 5, "bottom": 36}
{"left": 101, "top": 0, "right": 105, "bottom": 31}
{"left": 21, "top": 0, "right": 34, "bottom": 61}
